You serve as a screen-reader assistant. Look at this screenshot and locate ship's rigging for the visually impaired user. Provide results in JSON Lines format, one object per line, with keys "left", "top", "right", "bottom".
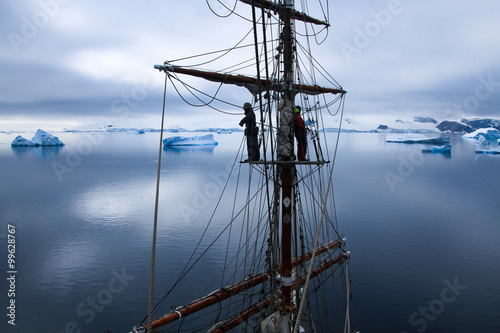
{"left": 131, "top": 1, "right": 352, "bottom": 332}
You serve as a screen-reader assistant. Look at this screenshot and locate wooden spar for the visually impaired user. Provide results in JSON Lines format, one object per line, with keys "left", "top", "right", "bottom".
{"left": 154, "top": 65, "right": 346, "bottom": 96}
{"left": 212, "top": 296, "right": 275, "bottom": 333}
{"left": 292, "top": 252, "right": 349, "bottom": 289}
{"left": 211, "top": 252, "right": 349, "bottom": 333}
{"left": 147, "top": 274, "right": 269, "bottom": 330}
{"left": 141, "top": 239, "right": 343, "bottom": 331}
{"left": 238, "top": 0, "right": 330, "bottom": 26}
{"left": 286, "top": 239, "right": 342, "bottom": 272}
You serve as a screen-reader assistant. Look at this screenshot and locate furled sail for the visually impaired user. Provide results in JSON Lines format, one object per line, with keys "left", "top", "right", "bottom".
{"left": 154, "top": 65, "right": 346, "bottom": 97}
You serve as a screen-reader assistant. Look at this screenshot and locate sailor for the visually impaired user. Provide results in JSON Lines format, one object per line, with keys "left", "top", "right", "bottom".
{"left": 293, "top": 105, "right": 308, "bottom": 161}
{"left": 239, "top": 102, "right": 260, "bottom": 162}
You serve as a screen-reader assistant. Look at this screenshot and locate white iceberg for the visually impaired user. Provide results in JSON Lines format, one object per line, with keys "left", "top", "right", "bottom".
{"left": 475, "top": 136, "right": 500, "bottom": 154}
{"left": 422, "top": 144, "right": 452, "bottom": 154}
{"left": 462, "top": 128, "right": 500, "bottom": 140}
{"left": 217, "top": 129, "right": 232, "bottom": 134}
{"left": 163, "top": 134, "right": 218, "bottom": 146}
{"left": 31, "top": 129, "right": 65, "bottom": 146}
{"left": 385, "top": 134, "right": 449, "bottom": 144}
{"left": 11, "top": 135, "right": 36, "bottom": 147}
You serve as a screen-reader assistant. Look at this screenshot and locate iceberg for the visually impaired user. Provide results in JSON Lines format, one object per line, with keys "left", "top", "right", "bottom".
{"left": 31, "top": 129, "right": 65, "bottom": 146}
{"left": 385, "top": 134, "right": 449, "bottom": 144}
{"left": 475, "top": 136, "right": 500, "bottom": 154}
{"left": 462, "top": 128, "right": 500, "bottom": 141}
{"left": 11, "top": 135, "right": 36, "bottom": 147}
{"left": 422, "top": 144, "right": 451, "bottom": 154}
{"left": 217, "top": 129, "right": 232, "bottom": 134}
{"left": 163, "top": 134, "right": 218, "bottom": 146}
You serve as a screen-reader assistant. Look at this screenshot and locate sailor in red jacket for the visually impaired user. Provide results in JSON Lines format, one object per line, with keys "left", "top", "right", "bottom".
{"left": 293, "top": 106, "right": 308, "bottom": 161}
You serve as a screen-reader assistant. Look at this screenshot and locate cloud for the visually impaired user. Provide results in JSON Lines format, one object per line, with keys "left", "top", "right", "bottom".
{"left": 1, "top": 0, "right": 499, "bottom": 131}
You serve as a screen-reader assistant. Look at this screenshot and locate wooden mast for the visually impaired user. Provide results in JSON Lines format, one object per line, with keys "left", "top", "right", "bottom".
{"left": 146, "top": 1, "right": 347, "bottom": 331}
{"left": 280, "top": 0, "right": 294, "bottom": 308}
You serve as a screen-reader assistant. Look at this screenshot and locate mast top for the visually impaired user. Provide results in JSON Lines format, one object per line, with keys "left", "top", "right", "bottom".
{"left": 239, "top": 0, "right": 330, "bottom": 27}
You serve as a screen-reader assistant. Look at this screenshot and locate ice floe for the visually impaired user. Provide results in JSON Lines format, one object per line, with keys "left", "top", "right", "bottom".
{"left": 422, "top": 144, "right": 452, "bottom": 154}
{"left": 385, "top": 134, "right": 449, "bottom": 144}
{"left": 163, "top": 134, "right": 218, "bottom": 146}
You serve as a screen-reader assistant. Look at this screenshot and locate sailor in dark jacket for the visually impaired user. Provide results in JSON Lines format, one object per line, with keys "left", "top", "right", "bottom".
{"left": 294, "top": 105, "right": 308, "bottom": 161}
{"left": 239, "top": 102, "right": 260, "bottom": 161}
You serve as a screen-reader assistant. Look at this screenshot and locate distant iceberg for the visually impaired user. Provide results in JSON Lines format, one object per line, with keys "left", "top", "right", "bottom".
{"left": 422, "top": 144, "right": 451, "bottom": 154}
{"left": 163, "top": 134, "right": 218, "bottom": 146}
{"left": 462, "top": 128, "right": 500, "bottom": 141}
{"left": 385, "top": 134, "right": 449, "bottom": 144}
{"left": 475, "top": 136, "right": 500, "bottom": 154}
{"left": 11, "top": 135, "right": 36, "bottom": 147}
{"left": 11, "top": 129, "right": 64, "bottom": 147}
{"left": 217, "top": 129, "right": 232, "bottom": 134}
{"left": 31, "top": 129, "right": 65, "bottom": 146}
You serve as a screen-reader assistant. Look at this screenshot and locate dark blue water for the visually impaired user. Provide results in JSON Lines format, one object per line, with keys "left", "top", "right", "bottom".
{"left": 0, "top": 132, "right": 499, "bottom": 333}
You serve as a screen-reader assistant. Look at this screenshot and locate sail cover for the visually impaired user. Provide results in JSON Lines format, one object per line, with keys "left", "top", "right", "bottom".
{"left": 261, "top": 311, "right": 292, "bottom": 333}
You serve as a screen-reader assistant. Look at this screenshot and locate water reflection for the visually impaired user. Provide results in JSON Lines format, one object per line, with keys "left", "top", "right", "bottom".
{"left": 37, "top": 240, "right": 98, "bottom": 294}
{"left": 163, "top": 145, "right": 216, "bottom": 154}
{"left": 72, "top": 179, "right": 156, "bottom": 227}
{"left": 11, "top": 146, "right": 63, "bottom": 160}
{"left": 2, "top": 132, "right": 499, "bottom": 333}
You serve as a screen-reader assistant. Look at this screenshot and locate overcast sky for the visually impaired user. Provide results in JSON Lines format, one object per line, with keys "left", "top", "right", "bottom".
{"left": 1, "top": 0, "right": 499, "bottom": 131}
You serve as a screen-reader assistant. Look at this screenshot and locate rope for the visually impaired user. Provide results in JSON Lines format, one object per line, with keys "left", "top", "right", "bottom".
{"left": 146, "top": 72, "right": 168, "bottom": 332}
{"left": 206, "top": 0, "right": 238, "bottom": 18}
{"left": 344, "top": 259, "right": 351, "bottom": 333}
{"left": 293, "top": 95, "right": 345, "bottom": 333}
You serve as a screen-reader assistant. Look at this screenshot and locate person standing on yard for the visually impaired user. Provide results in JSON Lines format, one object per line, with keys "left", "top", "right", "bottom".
{"left": 293, "top": 105, "right": 308, "bottom": 161}
{"left": 239, "top": 102, "right": 260, "bottom": 161}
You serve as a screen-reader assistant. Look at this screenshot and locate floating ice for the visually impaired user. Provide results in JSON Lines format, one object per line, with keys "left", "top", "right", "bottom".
{"left": 305, "top": 119, "right": 316, "bottom": 127}
{"left": 11, "top": 135, "right": 35, "bottom": 147}
{"left": 31, "top": 129, "right": 65, "bottom": 146}
{"left": 385, "top": 134, "right": 449, "bottom": 144}
{"left": 217, "top": 129, "right": 232, "bottom": 134}
{"left": 163, "top": 134, "right": 218, "bottom": 146}
{"left": 462, "top": 128, "right": 500, "bottom": 141}
{"left": 422, "top": 144, "right": 451, "bottom": 154}
{"left": 475, "top": 136, "right": 500, "bottom": 154}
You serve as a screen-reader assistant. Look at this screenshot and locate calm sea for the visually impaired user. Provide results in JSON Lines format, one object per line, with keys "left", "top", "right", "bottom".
{"left": 0, "top": 131, "right": 499, "bottom": 333}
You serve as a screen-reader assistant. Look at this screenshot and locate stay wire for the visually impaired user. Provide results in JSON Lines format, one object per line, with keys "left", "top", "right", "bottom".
{"left": 250, "top": 1, "right": 275, "bottom": 243}
{"left": 167, "top": 40, "right": 277, "bottom": 66}
{"left": 293, "top": 94, "right": 346, "bottom": 333}
{"left": 146, "top": 142, "right": 242, "bottom": 320}
{"left": 146, "top": 166, "right": 270, "bottom": 322}
{"left": 167, "top": 74, "right": 242, "bottom": 114}
{"left": 206, "top": 0, "right": 238, "bottom": 18}
{"left": 146, "top": 71, "right": 168, "bottom": 333}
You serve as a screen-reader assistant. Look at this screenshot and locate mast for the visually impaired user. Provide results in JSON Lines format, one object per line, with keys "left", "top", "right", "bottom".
{"left": 280, "top": 0, "right": 294, "bottom": 308}
{"left": 146, "top": 1, "right": 349, "bottom": 331}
